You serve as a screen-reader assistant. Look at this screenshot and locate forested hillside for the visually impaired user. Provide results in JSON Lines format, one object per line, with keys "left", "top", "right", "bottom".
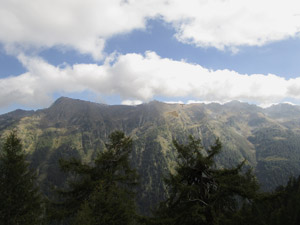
{"left": 1, "top": 97, "right": 300, "bottom": 213}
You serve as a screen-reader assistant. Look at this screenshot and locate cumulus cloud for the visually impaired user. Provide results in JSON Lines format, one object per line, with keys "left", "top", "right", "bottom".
{"left": 1, "top": 51, "right": 300, "bottom": 108}
{"left": 0, "top": 0, "right": 300, "bottom": 58}
{"left": 161, "top": 0, "right": 300, "bottom": 50}
{"left": 0, "top": 0, "right": 160, "bottom": 59}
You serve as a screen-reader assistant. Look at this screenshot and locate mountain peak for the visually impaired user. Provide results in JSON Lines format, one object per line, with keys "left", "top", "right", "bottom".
{"left": 51, "top": 96, "right": 82, "bottom": 106}
{"left": 43, "top": 97, "right": 108, "bottom": 122}
{"left": 51, "top": 97, "right": 108, "bottom": 108}
{"left": 148, "top": 100, "right": 166, "bottom": 105}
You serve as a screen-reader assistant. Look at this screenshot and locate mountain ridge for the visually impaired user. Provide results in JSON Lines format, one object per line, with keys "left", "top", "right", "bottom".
{"left": 1, "top": 97, "right": 300, "bottom": 213}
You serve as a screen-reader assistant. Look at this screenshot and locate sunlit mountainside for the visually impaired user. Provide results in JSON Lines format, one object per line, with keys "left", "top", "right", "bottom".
{"left": 1, "top": 97, "right": 300, "bottom": 213}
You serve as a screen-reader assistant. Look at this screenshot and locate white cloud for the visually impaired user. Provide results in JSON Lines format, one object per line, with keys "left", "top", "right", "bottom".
{"left": 259, "top": 101, "right": 297, "bottom": 108}
{"left": 0, "top": 0, "right": 300, "bottom": 58}
{"left": 121, "top": 100, "right": 143, "bottom": 105}
{"left": 187, "top": 100, "right": 229, "bottom": 105}
{"left": 160, "top": 0, "right": 300, "bottom": 50}
{"left": 164, "top": 101, "right": 184, "bottom": 104}
{"left": 1, "top": 51, "right": 300, "bottom": 109}
{"left": 0, "top": 0, "right": 160, "bottom": 59}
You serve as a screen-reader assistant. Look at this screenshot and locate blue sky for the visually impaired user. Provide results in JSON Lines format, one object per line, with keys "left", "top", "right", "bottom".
{"left": 1, "top": 0, "right": 300, "bottom": 114}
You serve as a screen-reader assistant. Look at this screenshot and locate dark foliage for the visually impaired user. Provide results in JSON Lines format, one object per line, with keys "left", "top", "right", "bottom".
{"left": 232, "top": 176, "right": 300, "bottom": 225}
{"left": 0, "top": 131, "right": 44, "bottom": 225}
{"left": 153, "top": 135, "right": 259, "bottom": 225}
{"left": 49, "top": 130, "right": 138, "bottom": 225}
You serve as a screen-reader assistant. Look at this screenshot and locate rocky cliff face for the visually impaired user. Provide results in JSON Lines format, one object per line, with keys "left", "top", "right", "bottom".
{"left": 2, "top": 97, "right": 300, "bottom": 213}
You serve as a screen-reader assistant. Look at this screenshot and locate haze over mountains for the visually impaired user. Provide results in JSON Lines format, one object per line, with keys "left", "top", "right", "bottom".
{"left": 1, "top": 97, "right": 300, "bottom": 213}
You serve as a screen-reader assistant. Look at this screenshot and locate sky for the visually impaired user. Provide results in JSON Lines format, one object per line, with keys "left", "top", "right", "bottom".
{"left": 1, "top": 0, "right": 300, "bottom": 114}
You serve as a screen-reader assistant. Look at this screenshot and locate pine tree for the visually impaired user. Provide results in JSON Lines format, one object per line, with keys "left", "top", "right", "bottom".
{"left": 155, "top": 135, "right": 259, "bottom": 225}
{"left": 0, "top": 131, "right": 43, "bottom": 225}
{"left": 51, "top": 130, "right": 138, "bottom": 224}
{"left": 234, "top": 176, "right": 300, "bottom": 225}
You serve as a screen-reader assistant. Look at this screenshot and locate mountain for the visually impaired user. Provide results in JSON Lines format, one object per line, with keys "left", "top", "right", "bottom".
{"left": 1, "top": 97, "right": 300, "bottom": 214}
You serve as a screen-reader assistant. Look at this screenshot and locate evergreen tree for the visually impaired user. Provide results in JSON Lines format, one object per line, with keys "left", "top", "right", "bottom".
{"left": 74, "top": 181, "right": 136, "bottom": 225}
{"left": 0, "top": 131, "right": 43, "bottom": 225}
{"left": 51, "top": 130, "right": 138, "bottom": 225}
{"left": 233, "top": 176, "right": 300, "bottom": 225}
{"left": 154, "top": 135, "right": 259, "bottom": 225}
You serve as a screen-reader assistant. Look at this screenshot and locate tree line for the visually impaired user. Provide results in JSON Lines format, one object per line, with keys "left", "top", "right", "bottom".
{"left": 0, "top": 130, "right": 300, "bottom": 225}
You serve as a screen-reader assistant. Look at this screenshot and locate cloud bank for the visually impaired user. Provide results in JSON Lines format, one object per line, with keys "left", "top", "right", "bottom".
{"left": 1, "top": 51, "right": 300, "bottom": 108}
{"left": 161, "top": 0, "right": 300, "bottom": 50}
{"left": 1, "top": 0, "right": 300, "bottom": 58}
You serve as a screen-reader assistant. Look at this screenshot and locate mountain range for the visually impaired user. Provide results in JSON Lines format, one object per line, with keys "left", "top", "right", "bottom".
{"left": 1, "top": 97, "right": 300, "bottom": 213}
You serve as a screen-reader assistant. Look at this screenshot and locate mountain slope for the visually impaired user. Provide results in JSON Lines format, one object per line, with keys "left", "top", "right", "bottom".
{"left": 1, "top": 97, "right": 300, "bottom": 213}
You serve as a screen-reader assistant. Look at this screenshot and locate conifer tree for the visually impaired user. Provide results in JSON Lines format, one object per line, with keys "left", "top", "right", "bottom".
{"left": 233, "top": 176, "right": 300, "bottom": 225}
{"left": 51, "top": 130, "right": 138, "bottom": 225}
{"left": 0, "top": 131, "right": 43, "bottom": 225}
{"left": 155, "top": 135, "right": 259, "bottom": 225}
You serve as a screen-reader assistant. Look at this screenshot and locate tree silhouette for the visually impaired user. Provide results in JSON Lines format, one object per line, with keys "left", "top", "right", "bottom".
{"left": 51, "top": 130, "right": 138, "bottom": 225}
{"left": 155, "top": 135, "right": 259, "bottom": 225}
{"left": 0, "top": 131, "right": 43, "bottom": 225}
